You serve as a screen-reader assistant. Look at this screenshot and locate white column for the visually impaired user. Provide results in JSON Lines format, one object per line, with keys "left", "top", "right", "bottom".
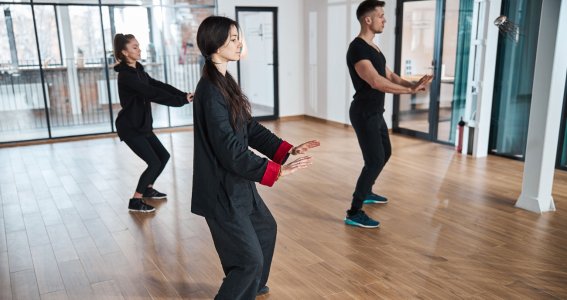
{"left": 56, "top": 6, "right": 82, "bottom": 115}
{"left": 464, "top": 0, "right": 501, "bottom": 157}
{"left": 515, "top": 0, "right": 565, "bottom": 213}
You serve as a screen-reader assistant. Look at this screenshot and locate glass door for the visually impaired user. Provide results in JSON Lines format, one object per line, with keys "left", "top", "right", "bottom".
{"left": 437, "top": 0, "right": 473, "bottom": 143}
{"left": 394, "top": 0, "right": 436, "bottom": 138}
{"left": 394, "top": 0, "right": 473, "bottom": 144}
{"left": 236, "top": 7, "right": 279, "bottom": 120}
{"left": 488, "top": 0, "right": 543, "bottom": 159}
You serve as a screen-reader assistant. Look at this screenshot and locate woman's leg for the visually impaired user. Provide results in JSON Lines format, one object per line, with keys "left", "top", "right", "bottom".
{"left": 123, "top": 135, "right": 163, "bottom": 196}
{"left": 144, "top": 133, "right": 170, "bottom": 187}
{"left": 206, "top": 215, "right": 264, "bottom": 300}
{"left": 250, "top": 199, "right": 277, "bottom": 291}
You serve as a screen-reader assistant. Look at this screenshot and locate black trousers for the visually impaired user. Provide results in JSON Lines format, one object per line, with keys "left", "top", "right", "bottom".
{"left": 349, "top": 101, "right": 392, "bottom": 211}
{"left": 123, "top": 133, "right": 170, "bottom": 194}
{"left": 206, "top": 198, "right": 277, "bottom": 300}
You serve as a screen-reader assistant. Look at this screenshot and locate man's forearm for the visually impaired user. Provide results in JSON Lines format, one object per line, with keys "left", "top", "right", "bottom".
{"left": 390, "top": 74, "right": 414, "bottom": 88}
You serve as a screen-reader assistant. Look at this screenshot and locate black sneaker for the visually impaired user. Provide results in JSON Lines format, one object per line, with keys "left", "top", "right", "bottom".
{"left": 257, "top": 286, "right": 269, "bottom": 296}
{"left": 344, "top": 210, "right": 380, "bottom": 228}
{"left": 142, "top": 187, "right": 167, "bottom": 199}
{"left": 128, "top": 198, "right": 156, "bottom": 213}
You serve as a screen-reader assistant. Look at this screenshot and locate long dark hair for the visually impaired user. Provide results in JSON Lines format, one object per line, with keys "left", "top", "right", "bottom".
{"left": 113, "top": 33, "right": 136, "bottom": 63}
{"left": 196, "top": 16, "right": 251, "bottom": 130}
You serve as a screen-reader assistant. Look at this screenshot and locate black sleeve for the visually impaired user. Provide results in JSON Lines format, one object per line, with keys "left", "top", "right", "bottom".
{"left": 202, "top": 87, "right": 268, "bottom": 182}
{"left": 348, "top": 40, "right": 372, "bottom": 65}
{"left": 118, "top": 72, "right": 187, "bottom": 107}
{"left": 147, "top": 73, "right": 187, "bottom": 97}
{"left": 247, "top": 119, "right": 291, "bottom": 164}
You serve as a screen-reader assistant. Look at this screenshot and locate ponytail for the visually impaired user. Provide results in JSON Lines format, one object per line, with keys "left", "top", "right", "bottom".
{"left": 113, "top": 33, "right": 136, "bottom": 63}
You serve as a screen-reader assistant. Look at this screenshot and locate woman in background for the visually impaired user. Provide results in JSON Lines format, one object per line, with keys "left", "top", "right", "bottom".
{"left": 113, "top": 33, "right": 193, "bottom": 213}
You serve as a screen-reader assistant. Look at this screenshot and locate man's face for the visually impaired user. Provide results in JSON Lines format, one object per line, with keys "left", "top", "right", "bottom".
{"left": 367, "top": 7, "right": 386, "bottom": 34}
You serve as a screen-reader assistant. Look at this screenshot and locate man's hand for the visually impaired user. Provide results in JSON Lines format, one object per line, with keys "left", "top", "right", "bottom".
{"left": 411, "top": 75, "right": 433, "bottom": 92}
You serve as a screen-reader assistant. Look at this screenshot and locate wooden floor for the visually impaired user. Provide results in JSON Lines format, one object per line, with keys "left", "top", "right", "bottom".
{"left": 1, "top": 118, "right": 566, "bottom": 299}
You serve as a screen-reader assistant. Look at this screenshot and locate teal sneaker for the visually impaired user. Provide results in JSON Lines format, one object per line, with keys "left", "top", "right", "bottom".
{"left": 363, "top": 193, "right": 388, "bottom": 204}
{"left": 344, "top": 210, "right": 380, "bottom": 228}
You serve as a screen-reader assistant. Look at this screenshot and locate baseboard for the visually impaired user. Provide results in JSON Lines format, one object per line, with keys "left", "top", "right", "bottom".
{"left": 0, "top": 132, "right": 119, "bottom": 149}
{"left": 0, "top": 126, "right": 194, "bottom": 149}
{"left": 277, "top": 115, "right": 352, "bottom": 129}
{"left": 277, "top": 115, "right": 308, "bottom": 122}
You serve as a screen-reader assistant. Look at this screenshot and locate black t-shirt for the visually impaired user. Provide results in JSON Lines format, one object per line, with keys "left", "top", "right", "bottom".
{"left": 346, "top": 37, "right": 387, "bottom": 112}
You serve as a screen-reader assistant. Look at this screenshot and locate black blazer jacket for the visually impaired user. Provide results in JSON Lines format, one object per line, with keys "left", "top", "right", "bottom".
{"left": 191, "top": 78, "right": 292, "bottom": 218}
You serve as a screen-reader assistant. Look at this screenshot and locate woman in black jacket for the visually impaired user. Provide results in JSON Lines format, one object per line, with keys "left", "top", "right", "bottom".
{"left": 113, "top": 33, "right": 193, "bottom": 213}
{"left": 192, "top": 16, "right": 320, "bottom": 299}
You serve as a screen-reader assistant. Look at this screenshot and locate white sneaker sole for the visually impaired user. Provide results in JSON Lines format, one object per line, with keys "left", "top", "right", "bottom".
{"left": 143, "top": 196, "right": 167, "bottom": 200}
{"left": 129, "top": 208, "right": 156, "bottom": 213}
{"left": 344, "top": 218, "right": 380, "bottom": 228}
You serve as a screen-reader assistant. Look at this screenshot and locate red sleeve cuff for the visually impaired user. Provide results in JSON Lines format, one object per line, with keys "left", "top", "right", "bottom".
{"left": 260, "top": 161, "right": 280, "bottom": 187}
{"left": 273, "top": 141, "right": 293, "bottom": 164}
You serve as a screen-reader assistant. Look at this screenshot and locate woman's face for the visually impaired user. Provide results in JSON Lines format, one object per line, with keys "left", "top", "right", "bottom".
{"left": 122, "top": 38, "right": 142, "bottom": 63}
{"left": 215, "top": 25, "right": 243, "bottom": 62}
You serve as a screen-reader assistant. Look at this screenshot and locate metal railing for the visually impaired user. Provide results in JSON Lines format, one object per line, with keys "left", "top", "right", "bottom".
{"left": 0, "top": 54, "right": 202, "bottom": 142}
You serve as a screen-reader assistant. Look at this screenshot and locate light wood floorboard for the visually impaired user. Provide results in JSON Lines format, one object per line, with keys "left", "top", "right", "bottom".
{"left": 0, "top": 118, "right": 566, "bottom": 299}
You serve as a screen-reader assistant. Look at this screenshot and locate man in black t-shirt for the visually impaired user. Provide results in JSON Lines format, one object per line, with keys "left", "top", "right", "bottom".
{"left": 345, "top": 0, "right": 432, "bottom": 228}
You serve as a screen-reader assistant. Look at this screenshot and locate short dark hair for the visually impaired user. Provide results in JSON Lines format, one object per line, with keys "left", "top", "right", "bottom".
{"left": 356, "top": 0, "right": 386, "bottom": 20}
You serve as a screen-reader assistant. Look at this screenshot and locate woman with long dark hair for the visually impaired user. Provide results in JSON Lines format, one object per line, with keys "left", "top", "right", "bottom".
{"left": 192, "top": 16, "right": 320, "bottom": 299}
{"left": 113, "top": 33, "right": 193, "bottom": 213}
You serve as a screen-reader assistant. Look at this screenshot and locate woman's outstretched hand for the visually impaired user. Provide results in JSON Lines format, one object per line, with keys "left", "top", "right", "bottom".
{"left": 290, "top": 140, "right": 320, "bottom": 155}
{"left": 187, "top": 93, "right": 194, "bottom": 103}
{"left": 280, "top": 156, "right": 313, "bottom": 177}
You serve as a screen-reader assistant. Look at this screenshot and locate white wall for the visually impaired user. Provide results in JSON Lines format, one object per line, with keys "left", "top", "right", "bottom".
{"left": 217, "top": 0, "right": 305, "bottom": 117}
{"left": 303, "top": 0, "right": 396, "bottom": 127}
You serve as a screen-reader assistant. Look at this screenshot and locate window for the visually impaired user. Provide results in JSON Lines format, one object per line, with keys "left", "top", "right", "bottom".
{"left": 112, "top": 6, "right": 150, "bottom": 60}
{"left": 33, "top": 5, "right": 62, "bottom": 66}
{"left": 9, "top": 5, "right": 37, "bottom": 66}
{"left": 68, "top": 6, "right": 105, "bottom": 64}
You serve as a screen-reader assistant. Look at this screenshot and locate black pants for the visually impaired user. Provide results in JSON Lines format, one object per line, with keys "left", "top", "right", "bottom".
{"left": 206, "top": 198, "right": 277, "bottom": 300}
{"left": 349, "top": 102, "right": 391, "bottom": 211}
{"left": 123, "top": 133, "right": 170, "bottom": 194}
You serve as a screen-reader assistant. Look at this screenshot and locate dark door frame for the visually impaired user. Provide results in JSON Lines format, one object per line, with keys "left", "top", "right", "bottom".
{"left": 393, "top": 0, "right": 451, "bottom": 145}
{"left": 235, "top": 6, "right": 279, "bottom": 121}
{"left": 557, "top": 76, "right": 567, "bottom": 171}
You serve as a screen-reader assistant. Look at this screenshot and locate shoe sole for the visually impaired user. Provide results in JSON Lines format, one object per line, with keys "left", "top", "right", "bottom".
{"left": 344, "top": 218, "right": 380, "bottom": 228}
{"left": 257, "top": 288, "right": 269, "bottom": 296}
{"left": 129, "top": 208, "right": 156, "bottom": 213}
{"left": 363, "top": 199, "right": 388, "bottom": 204}
{"left": 143, "top": 196, "right": 167, "bottom": 200}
